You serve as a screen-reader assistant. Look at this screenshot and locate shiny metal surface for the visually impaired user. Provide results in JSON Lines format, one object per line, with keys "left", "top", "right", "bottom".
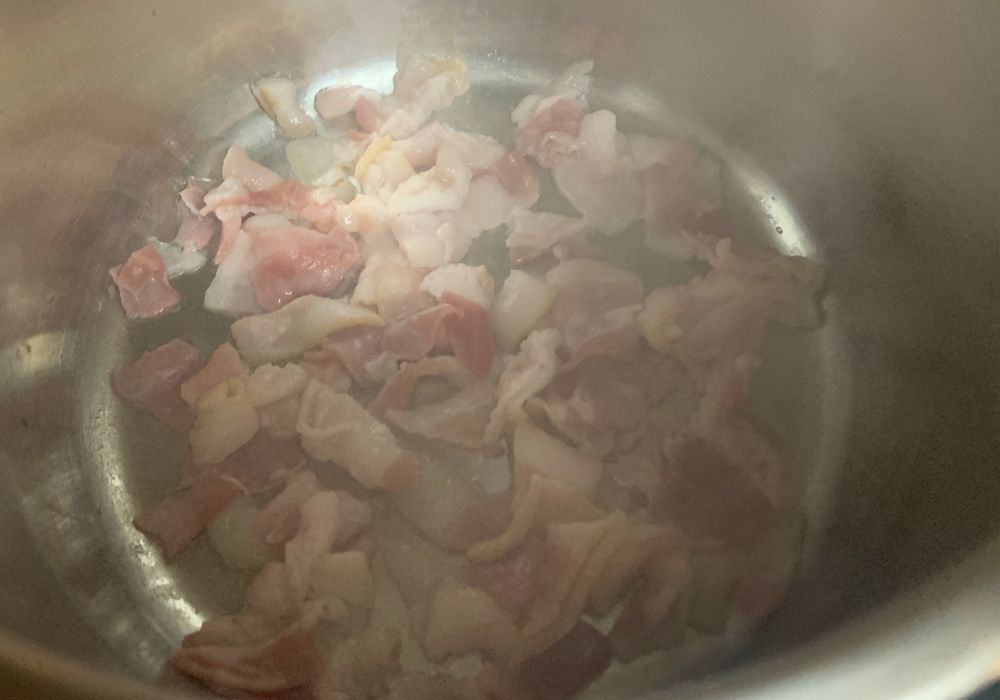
{"left": 1, "top": 1, "right": 999, "bottom": 698}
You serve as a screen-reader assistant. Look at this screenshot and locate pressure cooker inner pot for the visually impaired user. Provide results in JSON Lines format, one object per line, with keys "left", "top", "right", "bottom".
{"left": 2, "top": 1, "right": 1000, "bottom": 698}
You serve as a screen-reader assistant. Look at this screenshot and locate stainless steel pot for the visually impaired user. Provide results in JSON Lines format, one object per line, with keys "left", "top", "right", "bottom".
{"left": 2, "top": 1, "right": 1000, "bottom": 697}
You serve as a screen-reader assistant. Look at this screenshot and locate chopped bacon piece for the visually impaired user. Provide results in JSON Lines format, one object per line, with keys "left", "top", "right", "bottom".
{"left": 134, "top": 476, "right": 240, "bottom": 559}
{"left": 257, "top": 471, "right": 320, "bottom": 546}
{"left": 483, "top": 329, "right": 560, "bottom": 445}
{"left": 657, "top": 435, "right": 777, "bottom": 546}
{"left": 111, "top": 339, "right": 203, "bottom": 431}
{"left": 318, "top": 296, "right": 491, "bottom": 387}
{"left": 641, "top": 144, "right": 720, "bottom": 260}
{"left": 535, "top": 355, "right": 660, "bottom": 457}
{"left": 171, "top": 629, "right": 322, "bottom": 696}
{"left": 514, "top": 96, "right": 586, "bottom": 168}
{"left": 314, "top": 85, "right": 366, "bottom": 120}
{"left": 179, "top": 182, "right": 207, "bottom": 215}
{"left": 369, "top": 356, "right": 474, "bottom": 417}
{"left": 440, "top": 492, "right": 512, "bottom": 552}
{"left": 223, "top": 432, "right": 307, "bottom": 493}
{"left": 250, "top": 226, "right": 360, "bottom": 311}
{"left": 296, "top": 380, "right": 416, "bottom": 491}
{"left": 489, "top": 152, "right": 540, "bottom": 203}
{"left": 252, "top": 77, "right": 317, "bottom": 139}
{"left": 441, "top": 292, "right": 494, "bottom": 377}
{"left": 424, "top": 578, "right": 521, "bottom": 665}
{"left": 371, "top": 355, "right": 493, "bottom": 449}
{"left": 109, "top": 243, "right": 181, "bottom": 320}
{"left": 545, "top": 258, "right": 644, "bottom": 366}
{"left": 180, "top": 430, "right": 307, "bottom": 495}
{"left": 222, "top": 145, "right": 283, "bottom": 192}
{"left": 180, "top": 343, "right": 246, "bottom": 407}
{"left": 380, "top": 304, "right": 460, "bottom": 361}
{"left": 174, "top": 192, "right": 215, "bottom": 253}
{"left": 308, "top": 326, "right": 394, "bottom": 387}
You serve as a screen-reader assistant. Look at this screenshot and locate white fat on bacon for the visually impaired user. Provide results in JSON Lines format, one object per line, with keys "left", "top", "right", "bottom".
{"left": 222, "top": 145, "right": 283, "bottom": 192}
{"left": 491, "top": 270, "right": 556, "bottom": 352}
{"left": 245, "top": 362, "right": 311, "bottom": 440}
{"left": 205, "top": 230, "right": 264, "bottom": 317}
{"left": 379, "top": 57, "right": 471, "bottom": 139}
{"left": 189, "top": 379, "right": 260, "bottom": 465}
{"left": 231, "top": 295, "right": 383, "bottom": 366}
{"left": 419, "top": 263, "right": 495, "bottom": 309}
{"left": 296, "top": 379, "right": 415, "bottom": 491}
{"left": 252, "top": 77, "right": 316, "bottom": 138}
{"left": 505, "top": 207, "right": 590, "bottom": 264}
{"left": 483, "top": 328, "right": 561, "bottom": 444}
{"left": 386, "top": 381, "right": 494, "bottom": 450}
{"left": 314, "top": 85, "right": 379, "bottom": 121}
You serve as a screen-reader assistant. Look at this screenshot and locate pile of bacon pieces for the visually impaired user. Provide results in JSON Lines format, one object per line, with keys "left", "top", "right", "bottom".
{"left": 109, "top": 56, "right": 823, "bottom": 700}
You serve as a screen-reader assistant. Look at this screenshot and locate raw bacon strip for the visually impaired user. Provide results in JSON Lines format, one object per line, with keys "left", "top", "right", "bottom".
{"left": 179, "top": 182, "right": 208, "bottom": 216}
{"left": 111, "top": 339, "right": 203, "bottom": 432}
{"left": 134, "top": 476, "right": 240, "bottom": 559}
{"left": 109, "top": 243, "right": 181, "bottom": 320}
{"left": 369, "top": 356, "right": 474, "bottom": 417}
{"left": 204, "top": 229, "right": 264, "bottom": 317}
